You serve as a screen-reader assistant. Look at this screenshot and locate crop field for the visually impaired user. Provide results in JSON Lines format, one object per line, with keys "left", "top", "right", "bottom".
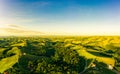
{"left": 0, "top": 36, "right": 120, "bottom": 74}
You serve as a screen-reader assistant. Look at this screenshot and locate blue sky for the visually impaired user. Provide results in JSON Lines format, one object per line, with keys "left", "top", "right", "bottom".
{"left": 0, "top": 0, "right": 120, "bottom": 35}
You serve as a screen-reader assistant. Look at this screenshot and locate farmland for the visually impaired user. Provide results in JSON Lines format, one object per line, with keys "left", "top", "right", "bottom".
{"left": 0, "top": 36, "right": 120, "bottom": 74}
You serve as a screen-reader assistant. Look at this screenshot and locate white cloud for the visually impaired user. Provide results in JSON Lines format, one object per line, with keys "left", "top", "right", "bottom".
{"left": 7, "top": 24, "right": 24, "bottom": 29}
{"left": 0, "top": 24, "right": 23, "bottom": 29}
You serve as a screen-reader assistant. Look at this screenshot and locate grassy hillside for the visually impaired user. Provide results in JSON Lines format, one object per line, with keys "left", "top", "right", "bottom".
{"left": 77, "top": 49, "right": 115, "bottom": 66}
{"left": 0, "top": 47, "right": 21, "bottom": 73}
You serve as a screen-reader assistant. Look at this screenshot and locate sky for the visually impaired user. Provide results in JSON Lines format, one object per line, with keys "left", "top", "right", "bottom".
{"left": 0, "top": 0, "right": 120, "bottom": 35}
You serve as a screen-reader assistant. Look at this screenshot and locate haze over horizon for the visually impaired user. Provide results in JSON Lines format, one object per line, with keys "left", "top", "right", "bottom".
{"left": 0, "top": 0, "right": 120, "bottom": 35}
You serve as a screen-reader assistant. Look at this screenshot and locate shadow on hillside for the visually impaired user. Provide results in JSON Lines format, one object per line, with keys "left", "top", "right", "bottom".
{"left": 87, "top": 50, "right": 112, "bottom": 57}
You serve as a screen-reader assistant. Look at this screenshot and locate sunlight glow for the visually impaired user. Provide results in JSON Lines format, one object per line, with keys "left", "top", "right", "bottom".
{"left": 0, "top": 25, "right": 9, "bottom": 28}
{"left": 0, "top": 25, "right": 5, "bottom": 28}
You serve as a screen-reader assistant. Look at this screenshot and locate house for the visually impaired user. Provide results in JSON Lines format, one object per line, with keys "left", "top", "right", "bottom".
{"left": 108, "top": 64, "right": 113, "bottom": 70}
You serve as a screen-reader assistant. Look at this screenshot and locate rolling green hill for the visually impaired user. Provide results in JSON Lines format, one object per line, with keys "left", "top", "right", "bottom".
{"left": 77, "top": 49, "right": 115, "bottom": 66}
{"left": 0, "top": 36, "right": 120, "bottom": 74}
{"left": 0, "top": 47, "right": 21, "bottom": 73}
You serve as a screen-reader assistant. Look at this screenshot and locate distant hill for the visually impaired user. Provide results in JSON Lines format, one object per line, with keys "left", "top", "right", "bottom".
{"left": 0, "top": 28, "right": 44, "bottom": 36}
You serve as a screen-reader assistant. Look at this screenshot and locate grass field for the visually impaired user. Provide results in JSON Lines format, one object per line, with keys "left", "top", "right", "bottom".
{"left": 0, "top": 47, "right": 21, "bottom": 73}
{"left": 77, "top": 49, "right": 115, "bottom": 66}
{"left": 11, "top": 42, "right": 26, "bottom": 47}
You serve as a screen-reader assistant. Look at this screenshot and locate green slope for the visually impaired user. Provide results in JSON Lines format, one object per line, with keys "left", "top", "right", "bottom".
{"left": 77, "top": 49, "right": 115, "bottom": 66}
{"left": 0, "top": 47, "right": 21, "bottom": 73}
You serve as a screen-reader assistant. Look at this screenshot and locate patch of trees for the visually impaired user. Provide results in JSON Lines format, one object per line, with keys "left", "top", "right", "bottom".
{"left": 6, "top": 38, "right": 86, "bottom": 74}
